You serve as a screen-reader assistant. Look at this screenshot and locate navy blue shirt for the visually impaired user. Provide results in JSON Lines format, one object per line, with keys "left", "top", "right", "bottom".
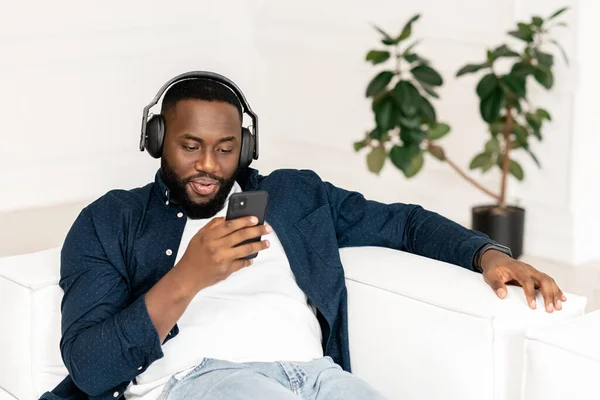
{"left": 40, "top": 167, "right": 494, "bottom": 400}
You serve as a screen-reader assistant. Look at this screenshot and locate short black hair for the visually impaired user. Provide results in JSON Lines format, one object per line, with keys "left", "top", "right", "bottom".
{"left": 161, "top": 78, "right": 243, "bottom": 120}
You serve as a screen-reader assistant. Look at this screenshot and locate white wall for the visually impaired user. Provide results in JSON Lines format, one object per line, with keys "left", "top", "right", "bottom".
{"left": 0, "top": 0, "right": 594, "bottom": 264}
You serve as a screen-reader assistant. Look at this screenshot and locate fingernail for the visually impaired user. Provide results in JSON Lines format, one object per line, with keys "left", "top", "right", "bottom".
{"left": 265, "top": 240, "right": 270, "bottom": 247}
{"left": 547, "top": 303, "right": 554, "bottom": 312}
{"left": 556, "top": 300, "right": 562, "bottom": 309}
{"left": 497, "top": 288, "right": 506, "bottom": 298}
{"left": 265, "top": 224, "right": 273, "bottom": 233}
{"left": 251, "top": 217, "right": 258, "bottom": 224}
{"left": 530, "top": 300, "right": 536, "bottom": 309}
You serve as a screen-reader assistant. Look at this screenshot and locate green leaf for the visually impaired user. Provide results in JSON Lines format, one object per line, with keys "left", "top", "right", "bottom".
{"left": 509, "top": 159, "right": 524, "bottom": 181}
{"left": 549, "top": 39, "right": 570, "bottom": 65}
{"left": 480, "top": 88, "right": 504, "bottom": 123}
{"left": 536, "top": 108, "right": 552, "bottom": 121}
{"left": 353, "top": 140, "right": 367, "bottom": 152}
{"left": 367, "top": 146, "right": 386, "bottom": 174}
{"left": 420, "top": 96, "right": 437, "bottom": 124}
{"left": 513, "top": 124, "right": 529, "bottom": 143}
{"left": 400, "top": 128, "right": 426, "bottom": 145}
{"left": 421, "top": 83, "right": 439, "bottom": 99}
{"left": 374, "top": 97, "right": 397, "bottom": 131}
{"left": 548, "top": 6, "right": 569, "bottom": 20}
{"left": 533, "top": 65, "right": 554, "bottom": 89}
{"left": 427, "top": 123, "right": 450, "bottom": 140}
{"left": 489, "top": 122, "right": 506, "bottom": 135}
{"left": 456, "top": 63, "right": 489, "bottom": 77}
{"left": 532, "top": 16, "right": 544, "bottom": 27}
{"left": 511, "top": 62, "right": 535, "bottom": 77}
{"left": 373, "top": 25, "right": 396, "bottom": 45}
{"left": 525, "top": 146, "right": 542, "bottom": 168}
{"left": 526, "top": 112, "right": 542, "bottom": 140}
{"left": 390, "top": 145, "right": 413, "bottom": 174}
{"left": 476, "top": 73, "right": 499, "bottom": 99}
{"left": 501, "top": 74, "right": 527, "bottom": 99}
{"left": 395, "top": 14, "right": 421, "bottom": 43}
{"left": 470, "top": 152, "right": 494, "bottom": 170}
{"left": 366, "top": 71, "right": 394, "bottom": 97}
{"left": 366, "top": 50, "right": 391, "bottom": 65}
{"left": 392, "top": 80, "right": 421, "bottom": 116}
{"left": 518, "top": 23, "right": 534, "bottom": 38}
{"left": 368, "top": 127, "right": 385, "bottom": 140}
{"left": 485, "top": 137, "right": 501, "bottom": 153}
{"left": 404, "top": 151, "right": 425, "bottom": 178}
{"left": 508, "top": 24, "right": 534, "bottom": 43}
{"left": 411, "top": 65, "right": 443, "bottom": 87}
{"left": 535, "top": 49, "right": 554, "bottom": 67}
{"left": 404, "top": 53, "right": 419, "bottom": 63}
{"left": 398, "top": 116, "right": 422, "bottom": 130}
{"left": 493, "top": 44, "right": 520, "bottom": 58}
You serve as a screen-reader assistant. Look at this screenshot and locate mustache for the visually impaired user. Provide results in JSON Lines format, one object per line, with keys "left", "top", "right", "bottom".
{"left": 183, "top": 172, "right": 225, "bottom": 184}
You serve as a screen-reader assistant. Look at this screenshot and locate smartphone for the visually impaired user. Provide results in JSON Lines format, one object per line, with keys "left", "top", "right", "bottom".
{"left": 225, "top": 191, "right": 269, "bottom": 259}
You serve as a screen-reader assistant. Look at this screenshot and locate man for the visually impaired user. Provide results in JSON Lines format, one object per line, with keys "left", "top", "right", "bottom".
{"left": 41, "top": 72, "right": 566, "bottom": 400}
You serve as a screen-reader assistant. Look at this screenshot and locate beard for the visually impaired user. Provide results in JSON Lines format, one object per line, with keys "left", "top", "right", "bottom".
{"left": 160, "top": 157, "right": 238, "bottom": 220}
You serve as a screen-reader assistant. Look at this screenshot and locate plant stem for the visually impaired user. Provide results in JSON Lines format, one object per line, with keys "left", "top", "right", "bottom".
{"left": 427, "top": 142, "right": 501, "bottom": 202}
{"left": 499, "top": 107, "right": 514, "bottom": 207}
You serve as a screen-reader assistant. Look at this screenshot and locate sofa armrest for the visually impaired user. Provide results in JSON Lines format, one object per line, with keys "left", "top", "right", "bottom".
{"left": 340, "top": 246, "right": 586, "bottom": 400}
{"left": 0, "top": 247, "right": 66, "bottom": 400}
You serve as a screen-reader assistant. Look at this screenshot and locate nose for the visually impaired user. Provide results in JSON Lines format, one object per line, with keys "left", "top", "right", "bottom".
{"left": 194, "top": 149, "right": 218, "bottom": 174}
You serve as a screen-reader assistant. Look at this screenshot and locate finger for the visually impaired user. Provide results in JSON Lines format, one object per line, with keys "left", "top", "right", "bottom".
{"left": 555, "top": 285, "right": 566, "bottom": 310}
{"left": 521, "top": 278, "right": 537, "bottom": 309}
{"left": 486, "top": 277, "right": 508, "bottom": 299}
{"left": 230, "top": 239, "right": 270, "bottom": 260}
{"left": 230, "top": 257, "right": 254, "bottom": 273}
{"left": 213, "top": 216, "right": 259, "bottom": 238}
{"left": 223, "top": 224, "right": 272, "bottom": 248}
{"left": 537, "top": 276, "right": 555, "bottom": 313}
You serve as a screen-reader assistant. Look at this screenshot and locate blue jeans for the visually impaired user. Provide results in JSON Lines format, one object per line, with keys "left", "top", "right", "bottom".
{"left": 157, "top": 356, "right": 387, "bottom": 399}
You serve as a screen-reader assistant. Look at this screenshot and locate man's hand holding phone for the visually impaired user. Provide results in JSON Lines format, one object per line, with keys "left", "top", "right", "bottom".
{"left": 176, "top": 216, "right": 271, "bottom": 294}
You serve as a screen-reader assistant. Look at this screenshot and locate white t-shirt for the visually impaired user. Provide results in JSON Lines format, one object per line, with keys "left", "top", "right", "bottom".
{"left": 124, "top": 182, "right": 323, "bottom": 399}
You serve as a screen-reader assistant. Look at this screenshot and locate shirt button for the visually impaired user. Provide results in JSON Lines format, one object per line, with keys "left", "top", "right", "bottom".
{"left": 166, "top": 249, "right": 173, "bottom": 256}
{"left": 113, "top": 392, "right": 119, "bottom": 398}
{"left": 165, "top": 200, "right": 169, "bottom": 206}
{"left": 138, "top": 365, "right": 143, "bottom": 370}
{"left": 177, "top": 212, "right": 183, "bottom": 218}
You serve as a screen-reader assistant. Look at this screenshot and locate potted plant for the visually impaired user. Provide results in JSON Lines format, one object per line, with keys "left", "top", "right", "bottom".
{"left": 354, "top": 8, "right": 569, "bottom": 258}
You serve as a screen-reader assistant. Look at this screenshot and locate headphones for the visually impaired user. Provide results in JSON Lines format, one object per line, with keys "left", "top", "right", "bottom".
{"left": 139, "top": 71, "right": 259, "bottom": 169}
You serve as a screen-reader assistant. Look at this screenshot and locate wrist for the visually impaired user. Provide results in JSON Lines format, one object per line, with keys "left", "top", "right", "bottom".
{"left": 474, "top": 242, "right": 513, "bottom": 272}
{"left": 171, "top": 259, "right": 204, "bottom": 300}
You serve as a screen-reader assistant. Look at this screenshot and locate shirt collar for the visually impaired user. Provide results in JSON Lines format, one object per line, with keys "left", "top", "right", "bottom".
{"left": 153, "top": 167, "right": 260, "bottom": 203}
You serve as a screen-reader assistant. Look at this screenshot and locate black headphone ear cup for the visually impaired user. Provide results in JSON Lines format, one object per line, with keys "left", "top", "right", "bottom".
{"left": 239, "top": 127, "right": 255, "bottom": 169}
{"left": 146, "top": 115, "right": 165, "bottom": 159}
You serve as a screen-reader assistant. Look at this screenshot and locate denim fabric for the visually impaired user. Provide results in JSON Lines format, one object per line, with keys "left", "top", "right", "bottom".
{"left": 158, "top": 357, "right": 387, "bottom": 400}
{"left": 40, "top": 167, "right": 494, "bottom": 400}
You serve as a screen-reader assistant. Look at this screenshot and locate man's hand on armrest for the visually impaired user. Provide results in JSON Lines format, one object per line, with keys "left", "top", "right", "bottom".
{"left": 479, "top": 249, "right": 567, "bottom": 313}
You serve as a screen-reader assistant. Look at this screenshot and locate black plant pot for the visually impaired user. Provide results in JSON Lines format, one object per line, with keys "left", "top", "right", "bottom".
{"left": 471, "top": 205, "right": 525, "bottom": 259}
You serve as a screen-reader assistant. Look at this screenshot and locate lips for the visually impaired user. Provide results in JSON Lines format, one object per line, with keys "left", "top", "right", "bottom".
{"left": 189, "top": 178, "right": 220, "bottom": 196}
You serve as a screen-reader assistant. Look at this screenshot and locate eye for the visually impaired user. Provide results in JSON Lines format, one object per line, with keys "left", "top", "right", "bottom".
{"left": 182, "top": 145, "right": 198, "bottom": 151}
{"left": 218, "top": 149, "right": 233, "bottom": 154}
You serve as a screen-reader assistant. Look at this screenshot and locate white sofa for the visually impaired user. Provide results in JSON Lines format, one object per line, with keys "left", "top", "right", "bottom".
{"left": 0, "top": 202, "right": 588, "bottom": 400}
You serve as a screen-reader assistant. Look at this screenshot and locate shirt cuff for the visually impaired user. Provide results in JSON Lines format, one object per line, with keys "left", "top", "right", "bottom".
{"left": 115, "top": 294, "right": 164, "bottom": 367}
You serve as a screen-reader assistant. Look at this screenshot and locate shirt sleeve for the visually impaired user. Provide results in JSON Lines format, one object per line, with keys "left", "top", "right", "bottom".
{"left": 323, "top": 181, "right": 493, "bottom": 270}
{"left": 58, "top": 207, "right": 163, "bottom": 396}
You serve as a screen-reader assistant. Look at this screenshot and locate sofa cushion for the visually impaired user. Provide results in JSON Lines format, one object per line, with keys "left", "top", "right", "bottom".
{"left": 523, "top": 310, "right": 600, "bottom": 400}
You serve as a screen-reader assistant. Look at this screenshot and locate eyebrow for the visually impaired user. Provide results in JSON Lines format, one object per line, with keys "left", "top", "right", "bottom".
{"left": 182, "top": 134, "right": 237, "bottom": 144}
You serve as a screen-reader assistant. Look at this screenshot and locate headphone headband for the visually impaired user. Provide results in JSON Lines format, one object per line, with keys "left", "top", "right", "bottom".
{"left": 139, "top": 71, "right": 259, "bottom": 159}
